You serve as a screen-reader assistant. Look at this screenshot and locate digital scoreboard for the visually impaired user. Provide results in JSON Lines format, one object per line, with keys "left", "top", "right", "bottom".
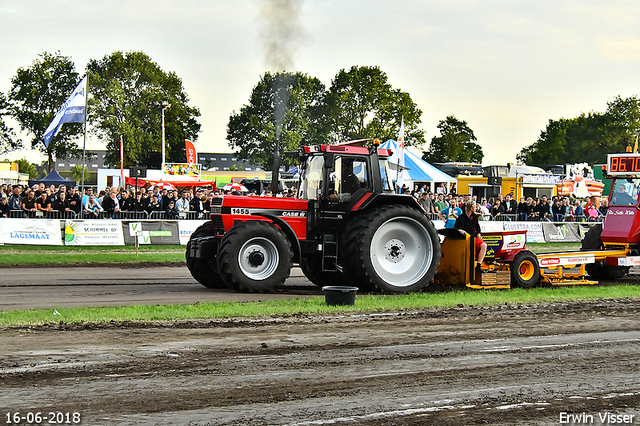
{"left": 607, "top": 153, "right": 640, "bottom": 175}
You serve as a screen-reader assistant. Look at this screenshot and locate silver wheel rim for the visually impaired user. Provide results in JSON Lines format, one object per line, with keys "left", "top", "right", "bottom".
{"left": 238, "top": 237, "right": 279, "bottom": 280}
{"left": 370, "top": 217, "right": 433, "bottom": 287}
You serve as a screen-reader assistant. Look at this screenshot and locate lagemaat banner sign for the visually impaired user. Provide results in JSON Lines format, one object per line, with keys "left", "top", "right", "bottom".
{"left": 64, "top": 220, "right": 125, "bottom": 246}
{"left": 0, "top": 219, "right": 62, "bottom": 245}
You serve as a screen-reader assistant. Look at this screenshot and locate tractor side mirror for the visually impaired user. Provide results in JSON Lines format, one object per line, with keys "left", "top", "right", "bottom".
{"left": 324, "top": 153, "right": 335, "bottom": 169}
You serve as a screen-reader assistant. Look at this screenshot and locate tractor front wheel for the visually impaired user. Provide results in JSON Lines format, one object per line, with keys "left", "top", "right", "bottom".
{"left": 581, "top": 224, "right": 630, "bottom": 279}
{"left": 217, "top": 221, "right": 293, "bottom": 293}
{"left": 186, "top": 222, "right": 226, "bottom": 289}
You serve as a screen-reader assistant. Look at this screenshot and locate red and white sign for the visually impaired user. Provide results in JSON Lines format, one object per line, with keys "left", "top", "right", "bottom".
{"left": 539, "top": 254, "right": 595, "bottom": 267}
{"left": 618, "top": 256, "right": 640, "bottom": 266}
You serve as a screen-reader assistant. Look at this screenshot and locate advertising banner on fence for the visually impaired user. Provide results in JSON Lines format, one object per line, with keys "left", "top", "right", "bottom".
{"left": 64, "top": 220, "right": 125, "bottom": 246}
{"left": 177, "top": 220, "right": 209, "bottom": 245}
{"left": 0, "top": 218, "right": 62, "bottom": 245}
{"left": 542, "top": 223, "right": 582, "bottom": 243}
{"left": 123, "top": 221, "right": 180, "bottom": 245}
{"left": 502, "top": 221, "right": 545, "bottom": 243}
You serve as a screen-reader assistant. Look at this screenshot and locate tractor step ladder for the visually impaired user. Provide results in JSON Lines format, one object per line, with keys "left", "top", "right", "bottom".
{"left": 321, "top": 232, "right": 338, "bottom": 272}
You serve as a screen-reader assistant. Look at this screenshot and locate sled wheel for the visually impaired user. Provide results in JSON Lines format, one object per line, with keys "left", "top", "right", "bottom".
{"left": 217, "top": 221, "right": 293, "bottom": 293}
{"left": 511, "top": 251, "right": 540, "bottom": 288}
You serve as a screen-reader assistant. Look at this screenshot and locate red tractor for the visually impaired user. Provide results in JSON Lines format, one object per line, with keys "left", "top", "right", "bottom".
{"left": 187, "top": 143, "right": 441, "bottom": 293}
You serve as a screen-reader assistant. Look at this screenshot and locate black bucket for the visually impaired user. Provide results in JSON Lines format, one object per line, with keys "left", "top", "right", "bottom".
{"left": 322, "top": 286, "right": 359, "bottom": 306}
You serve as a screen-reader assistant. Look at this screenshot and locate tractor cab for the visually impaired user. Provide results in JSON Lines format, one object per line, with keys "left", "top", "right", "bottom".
{"left": 296, "top": 144, "right": 394, "bottom": 205}
{"left": 601, "top": 177, "right": 640, "bottom": 245}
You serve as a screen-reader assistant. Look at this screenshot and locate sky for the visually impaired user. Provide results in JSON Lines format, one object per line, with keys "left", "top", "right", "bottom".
{"left": 1, "top": 0, "right": 639, "bottom": 166}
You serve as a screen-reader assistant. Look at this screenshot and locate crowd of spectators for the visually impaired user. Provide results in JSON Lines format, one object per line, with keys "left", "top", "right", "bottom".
{"left": 403, "top": 184, "right": 610, "bottom": 224}
{"left": 0, "top": 180, "right": 618, "bottom": 223}
{"left": 0, "top": 182, "right": 272, "bottom": 219}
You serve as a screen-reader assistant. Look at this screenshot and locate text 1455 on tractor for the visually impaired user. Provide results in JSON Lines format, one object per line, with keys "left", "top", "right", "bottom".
{"left": 187, "top": 142, "right": 441, "bottom": 293}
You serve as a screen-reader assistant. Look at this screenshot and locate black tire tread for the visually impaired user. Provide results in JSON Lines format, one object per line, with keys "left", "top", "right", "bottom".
{"left": 186, "top": 222, "right": 226, "bottom": 289}
{"left": 342, "top": 205, "right": 441, "bottom": 293}
{"left": 217, "top": 221, "right": 293, "bottom": 293}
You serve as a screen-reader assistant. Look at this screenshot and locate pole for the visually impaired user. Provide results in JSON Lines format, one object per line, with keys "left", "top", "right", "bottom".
{"left": 81, "top": 74, "right": 88, "bottom": 194}
{"left": 161, "top": 104, "right": 166, "bottom": 168}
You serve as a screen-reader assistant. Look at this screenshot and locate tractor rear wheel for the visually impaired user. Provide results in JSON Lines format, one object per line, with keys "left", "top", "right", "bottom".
{"left": 217, "top": 221, "right": 293, "bottom": 293}
{"left": 343, "top": 205, "right": 441, "bottom": 293}
{"left": 581, "top": 224, "right": 630, "bottom": 279}
{"left": 186, "top": 222, "right": 226, "bottom": 289}
{"left": 510, "top": 251, "right": 540, "bottom": 288}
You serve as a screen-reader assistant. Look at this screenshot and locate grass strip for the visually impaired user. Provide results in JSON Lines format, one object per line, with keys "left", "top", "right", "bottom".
{"left": 0, "top": 244, "right": 185, "bottom": 265}
{"left": 0, "top": 242, "right": 578, "bottom": 266}
{"left": 1, "top": 284, "right": 638, "bottom": 327}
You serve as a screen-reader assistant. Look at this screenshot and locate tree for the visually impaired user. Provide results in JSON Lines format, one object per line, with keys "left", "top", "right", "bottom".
{"left": 13, "top": 158, "right": 38, "bottom": 179}
{"left": 422, "top": 116, "right": 483, "bottom": 163}
{"left": 70, "top": 164, "right": 89, "bottom": 183}
{"left": 517, "top": 96, "right": 640, "bottom": 167}
{"left": 319, "top": 65, "right": 426, "bottom": 147}
{"left": 8, "top": 52, "right": 82, "bottom": 170}
{"left": 87, "top": 51, "right": 201, "bottom": 169}
{"left": 0, "top": 92, "right": 21, "bottom": 155}
{"left": 227, "top": 71, "right": 326, "bottom": 170}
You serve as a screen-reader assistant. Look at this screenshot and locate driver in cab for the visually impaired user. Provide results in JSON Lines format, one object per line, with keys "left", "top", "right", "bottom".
{"left": 610, "top": 183, "right": 636, "bottom": 206}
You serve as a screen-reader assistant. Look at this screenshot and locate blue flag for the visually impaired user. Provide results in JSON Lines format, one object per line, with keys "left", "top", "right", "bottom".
{"left": 43, "top": 76, "right": 87, "bottom": 147}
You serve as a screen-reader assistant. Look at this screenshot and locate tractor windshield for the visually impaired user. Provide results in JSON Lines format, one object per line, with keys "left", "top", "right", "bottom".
{"left": 297, "top": 154, "right": 324, "bottom": 201}
{"left": 610, "top": 178, "right": 640, "bottom": 206}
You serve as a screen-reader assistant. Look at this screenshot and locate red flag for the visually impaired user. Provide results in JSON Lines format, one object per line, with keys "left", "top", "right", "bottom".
{"left": 120, "top": 135, "right": 124, "bottom": 182}
{"left": 185, "top": 139, "right": 197, "bottom": 165}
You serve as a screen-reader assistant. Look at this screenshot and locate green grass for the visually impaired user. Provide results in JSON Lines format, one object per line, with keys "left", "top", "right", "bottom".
{"left": 0, "top": 244, "right": 185, "bottom": 265}
{"left": 0, "top": 242, "right": 581, "bottom": 265}
{"left": 1, "top": 284, "right": 638, "bottom": 327}
{"left": 528, "top": 242, "right": 582, "bottom": 253}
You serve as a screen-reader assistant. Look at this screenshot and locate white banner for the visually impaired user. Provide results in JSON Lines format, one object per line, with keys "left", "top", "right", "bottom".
{"left": 0, "top": 218, "right": 62, "bottom": 245}
{"left": 64, "top": 220, "right": 125, "bottom": 246}
{"left": 502, "top": 221, "right": 545, "bottom": 243}
{"left": 178, "top": 220, "right": 209, "bottom": 245}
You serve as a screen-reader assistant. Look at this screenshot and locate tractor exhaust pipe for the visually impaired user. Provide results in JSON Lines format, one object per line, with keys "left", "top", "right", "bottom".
{"left": 271, "top": 134, "right": 281, "bottom": 195}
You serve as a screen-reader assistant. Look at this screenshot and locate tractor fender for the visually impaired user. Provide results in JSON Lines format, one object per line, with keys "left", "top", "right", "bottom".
{"left": 252, "top": 213, "right": 302, "bottom": 264}
{"left": 502, "top": 248, "right": 533, "bottom": 264}
{"left": 352, "top": 193, "right": 424, "bottom": 214}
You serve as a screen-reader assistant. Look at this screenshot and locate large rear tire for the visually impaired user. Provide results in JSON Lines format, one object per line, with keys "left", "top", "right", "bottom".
{"left": 581, "top": 224, "right": 630, "bottom": 279}
{"left": 217, "top": 221, "right": 293, "bottom": 293}
{"left": 511, "top": 251, "right": 540, "bottom": 288}
{"left": 343, "top": 205, "right": 441, "bottom": 293}
{"left": 186, "top": 222, "right": 226, "bottom": 289}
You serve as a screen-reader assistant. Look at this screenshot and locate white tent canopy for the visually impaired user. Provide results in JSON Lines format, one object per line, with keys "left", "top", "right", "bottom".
{"left": 380, "top": 139, "right": 456, "bottom": 192}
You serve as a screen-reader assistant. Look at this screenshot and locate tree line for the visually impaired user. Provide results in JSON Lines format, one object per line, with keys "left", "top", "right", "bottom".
{"left": 0, "top": 50, "right": 637, "bottom": 174}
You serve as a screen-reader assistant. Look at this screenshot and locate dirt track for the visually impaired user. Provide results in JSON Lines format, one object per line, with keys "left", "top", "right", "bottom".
{"left": 2, "top": 299, "right": 639, "bottom": 425}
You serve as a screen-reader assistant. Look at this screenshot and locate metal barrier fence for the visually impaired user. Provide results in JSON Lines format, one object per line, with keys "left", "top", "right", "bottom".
{"left": 7, "top": 209, "right": 209, "bottom": 220}
{"left": 427, "top": 212, "right": 605, "bottom": 223}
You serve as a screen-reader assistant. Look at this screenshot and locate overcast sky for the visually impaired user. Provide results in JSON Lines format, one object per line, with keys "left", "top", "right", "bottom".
{"left": 1, "top": 0, "right": 639, "bottom": 165}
